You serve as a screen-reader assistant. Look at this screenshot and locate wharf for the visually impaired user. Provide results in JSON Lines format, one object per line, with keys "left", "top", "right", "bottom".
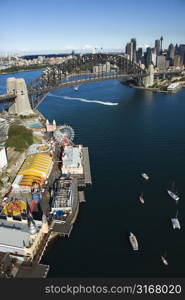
{"left": 82, "top": 147, "right": 92, "bottom": 186}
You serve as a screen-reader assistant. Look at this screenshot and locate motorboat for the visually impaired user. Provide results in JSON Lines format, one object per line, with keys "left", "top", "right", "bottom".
{"left": 171, "top": 210, "right": 180, "bottom": 229}
{"left": 141, "top": 173, "right": 149, "bottom": 180}
{"left": 167, "top": 182, "right": 179, "bottom": 202}
{"left": 139, "top": 192, "right": 144, "bottom": 204}
{"left": 167, "top": 190, "right": 179, "bottom": 202}
{"left": 129, "top": 232, "right": 138, "bottom": 250}
{"left": 161, "top": 255, "right": 168, "bottom": 266}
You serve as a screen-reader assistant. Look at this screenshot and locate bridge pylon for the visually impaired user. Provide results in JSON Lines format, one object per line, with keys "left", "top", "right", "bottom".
{"left": 7, "top": 78, "right": 34, "bottom": 116}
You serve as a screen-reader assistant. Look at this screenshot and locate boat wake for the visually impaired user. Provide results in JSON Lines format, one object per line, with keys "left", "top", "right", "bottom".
{"left": 48, "top": 93, "right": 118, "bottom": 106}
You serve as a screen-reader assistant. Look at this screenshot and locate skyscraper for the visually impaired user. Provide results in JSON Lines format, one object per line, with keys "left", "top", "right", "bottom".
{"left": 146, "top": 47, "right": 152, "bottom": 67}
{"left": 155, "top": 39, "right": 160, "bottom": 56}
{"left": 168, "top": 43, "right": 175, "bottom": 60}
{"left": 136, "top": 48, "right": 142, "bottom": 63}
{"left": 125, "top": 42, "right": 133, "bottom": 61}
{"left": 131, "top": 38, "right": 136, "bottom": 63}
{"left": 179, "top": 44, "right": 185, "bottom": 65}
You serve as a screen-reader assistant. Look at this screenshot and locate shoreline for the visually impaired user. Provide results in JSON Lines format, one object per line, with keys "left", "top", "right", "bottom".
{"left": 0, "top": 67, "right": 45, "bottom": 75}
{"left": 122, "top": 81, "right": 184, "bottom": 94}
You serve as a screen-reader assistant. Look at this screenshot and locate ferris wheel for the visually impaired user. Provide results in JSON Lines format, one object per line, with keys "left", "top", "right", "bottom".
{"left": 54, "top": 124, "right": 75, "bottom": 143}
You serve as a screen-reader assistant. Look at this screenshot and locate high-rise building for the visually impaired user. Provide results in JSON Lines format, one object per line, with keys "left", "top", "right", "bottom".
{"left": 146, "top": 47, "right": 152, "bottom": 67}
{"left": 131, "top": 38, "right": 136, "bottom": 63}
{"left": 174, "top": 55, "right": 181, "bottom": 67}
{"left": 125, "top": 42, "right": 133, "bottom": 61}
{"left": 136, "top": 48, "right": 142, "bottom": 63}
{"left": 156, "top": 55, "right": 166, "bottom": 69}
{"left": 175, "top": 44, "right": 179, "bottom": 55}
{"left": 155, "top": 39, "right": 160, "bottom": 55}
{"left": 179, "top": 44, "right": 185, "bottom": 65}
{"left": 168, "top": 43, "right": 175, "bottom": 60}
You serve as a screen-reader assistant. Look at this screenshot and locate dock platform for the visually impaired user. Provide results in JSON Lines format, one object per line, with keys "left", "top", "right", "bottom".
{"left": 82, "top": 147, "right": 92, "bottom": 186}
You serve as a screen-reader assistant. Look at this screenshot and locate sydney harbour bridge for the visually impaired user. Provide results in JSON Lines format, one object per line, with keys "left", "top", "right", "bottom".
{"left": 0, "top": 53, "right": 181, "bottom": 113}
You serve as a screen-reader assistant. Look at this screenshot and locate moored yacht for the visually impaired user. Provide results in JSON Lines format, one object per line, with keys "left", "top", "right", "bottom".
{"left": 171, "top": 210, "right": 180, "bottom": 229}
{"left": 129, "top": 232, "right": 138, "bottom": 250}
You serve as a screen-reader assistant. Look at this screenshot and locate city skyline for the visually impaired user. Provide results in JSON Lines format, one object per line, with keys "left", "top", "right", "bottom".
{"left": 0, "top": 0, "right": 185, "bottom": 54}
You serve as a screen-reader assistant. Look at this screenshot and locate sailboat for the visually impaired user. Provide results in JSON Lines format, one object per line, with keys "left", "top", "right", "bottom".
{"left": 171, "top": 210, "right": 181, "bottom": 229}
{"left": 167, "top": 182, "right": 179, "bottom": 202}
{"left": 139, "top": 192, "right": 144, "bottom": 204}
{"left": 161, "top": 252, "right": 168, "bottom": 266}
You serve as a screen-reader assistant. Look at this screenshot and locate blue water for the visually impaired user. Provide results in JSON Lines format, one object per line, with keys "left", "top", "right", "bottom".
{"left": 28, "top": 122, "right": 42, "bottom": 128}
{"left": 1, "top": 70, "right": 185, "bottom": 277}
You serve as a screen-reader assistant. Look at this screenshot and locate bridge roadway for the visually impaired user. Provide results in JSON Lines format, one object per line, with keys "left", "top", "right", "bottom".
{"left": 28, "top": 72, "right": 146, "bottom": 95}
{"left": 0, "top": 69, "right": 183, "bottom": 107}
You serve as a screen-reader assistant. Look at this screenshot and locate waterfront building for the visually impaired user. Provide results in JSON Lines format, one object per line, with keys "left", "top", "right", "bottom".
{"left": 0, "top": 214, "right": 49, "bottom": 261}
{"left": 155, "top": 39, "right": 161, "bottom": 55}
{"left": 0, "top": 147, "right": 8, "bottom": 172}
{"left": 62, "top": 145, "right": 83, "bottom": 175}
{"left": 167, "top": 82, "right": 180, "bottom": 91}
{"left": 156, "top": 55, "right": 166, "bottom": 70}
{"left": 12, "top": 150, "right": 53, "bottom": 191}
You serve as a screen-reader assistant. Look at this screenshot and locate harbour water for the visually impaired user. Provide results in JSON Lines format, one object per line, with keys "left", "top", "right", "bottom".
{"left": 1, "top": 70, "right": 185, "bottom": 277}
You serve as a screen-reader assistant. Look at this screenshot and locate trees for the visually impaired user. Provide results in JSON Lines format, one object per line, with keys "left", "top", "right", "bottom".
{"left": 5, "top": 125, "right": 33, "bottom": 152}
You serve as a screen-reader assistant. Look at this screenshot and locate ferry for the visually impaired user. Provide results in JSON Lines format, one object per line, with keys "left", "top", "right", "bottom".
{"left": 167, "top": 190, "right": 179, "bottom": 202}
{"left": 129, "top": 232, "right": 138, "bottom": 250}
{"left": 141, "top": 173, "right": 149, "bottom": 180}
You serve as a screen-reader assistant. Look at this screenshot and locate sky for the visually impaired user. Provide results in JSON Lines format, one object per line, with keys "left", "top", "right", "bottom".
{"left": 0, "top": 0, "right": 185, "bottom": 54}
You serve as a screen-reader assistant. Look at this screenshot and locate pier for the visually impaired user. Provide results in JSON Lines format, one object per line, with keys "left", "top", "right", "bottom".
{"left": 82, "top": 147, "right": 92, "bottom": 186}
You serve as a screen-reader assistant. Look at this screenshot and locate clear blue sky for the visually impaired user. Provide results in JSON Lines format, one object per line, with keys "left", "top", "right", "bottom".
{"left": 0, "top": 0, "right": 185, "bottom": 53}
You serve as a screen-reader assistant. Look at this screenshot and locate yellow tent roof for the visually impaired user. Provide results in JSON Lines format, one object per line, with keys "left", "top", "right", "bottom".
{"left": 18, "top": 153, "right": 53, "bottom": 179}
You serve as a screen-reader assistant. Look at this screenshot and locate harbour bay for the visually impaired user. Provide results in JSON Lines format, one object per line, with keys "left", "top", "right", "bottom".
{"left": 1, "top": 70, "right": 185, "bottom": 277}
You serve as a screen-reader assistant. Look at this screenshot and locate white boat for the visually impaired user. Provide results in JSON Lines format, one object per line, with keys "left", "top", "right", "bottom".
{"left": 139, "top": 192, "right": 144, "bottom": 204}
{"left": 167, "top": 190, "right": 179, "bottom": 202}
{"left": 129, "top": 232, "right": 138, "bottom": 250}
{"left": 171, "top": 210, "right": 180, "bottom": 229}
{"left": 74, "top": 86, "right": 79, "bottom": 91}
{"left": 141, "top": 173, "right": 149, "bottom": 180}
{"left": 161, "top": 253, "right": 168, "bottom": 266}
